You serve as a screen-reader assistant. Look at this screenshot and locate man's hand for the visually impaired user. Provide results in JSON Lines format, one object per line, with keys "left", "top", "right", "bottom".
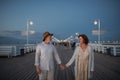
{"left": 36, "top": 66, "right": 41, "bottom": 74}
{"left": 60, "top": 64, "right": 67, "bottom": 70}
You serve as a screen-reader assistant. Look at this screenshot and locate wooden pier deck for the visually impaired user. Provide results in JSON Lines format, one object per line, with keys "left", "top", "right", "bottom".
{"left": 0, "top": 45, "right": 120, "bottom": 80}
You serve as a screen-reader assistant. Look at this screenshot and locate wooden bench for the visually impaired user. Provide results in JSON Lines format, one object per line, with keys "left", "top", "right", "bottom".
{"left": 0, "top": 46, "right": 13, "bottom": 58}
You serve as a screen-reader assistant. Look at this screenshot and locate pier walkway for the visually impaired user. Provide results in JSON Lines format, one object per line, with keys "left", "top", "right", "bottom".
{"left": 0, "top": 45, "right": 120, "bottom": 80}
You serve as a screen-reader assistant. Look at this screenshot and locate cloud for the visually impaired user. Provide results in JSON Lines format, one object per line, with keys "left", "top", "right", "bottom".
{"left": 92, "top": 30, "right": 106, "bottom": 35}
{"left": 0, "top": 30, "right": 36, "bottom": 37}
{"left": 21, "top": 30, "right": 36, "bottom": 36}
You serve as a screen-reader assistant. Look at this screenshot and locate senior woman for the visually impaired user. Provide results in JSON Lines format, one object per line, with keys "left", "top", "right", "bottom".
{"left": 66, "top": 34, "right": 94, "bottom": 80}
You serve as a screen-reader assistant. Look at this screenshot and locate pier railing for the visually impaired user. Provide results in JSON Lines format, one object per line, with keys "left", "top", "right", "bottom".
{"left": 89, "top": 43, "right": 120, "bottom": 56}
{"left": 0, "top": 44, "right": 36, "bottom": 57}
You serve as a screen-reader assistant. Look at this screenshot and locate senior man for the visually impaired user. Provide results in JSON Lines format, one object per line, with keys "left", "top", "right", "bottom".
{"left": 35, "top": 31, "right": 65, "bottom": 80}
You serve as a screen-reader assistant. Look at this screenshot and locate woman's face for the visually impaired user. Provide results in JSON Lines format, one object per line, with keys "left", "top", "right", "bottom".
{"left": 78, "top": 36, "right": 84, "bottom": 44}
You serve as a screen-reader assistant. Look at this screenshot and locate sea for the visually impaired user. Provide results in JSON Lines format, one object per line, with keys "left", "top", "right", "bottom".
{"left": 0, "top": 37, "right": 41, "bottom": 45}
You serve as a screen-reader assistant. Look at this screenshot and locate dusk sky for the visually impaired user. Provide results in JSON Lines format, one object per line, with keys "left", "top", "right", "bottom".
{"left": 0, "top": 0, "right": 120, "bottom": 42}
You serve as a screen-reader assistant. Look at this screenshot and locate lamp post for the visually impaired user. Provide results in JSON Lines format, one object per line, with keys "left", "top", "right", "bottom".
{"left": 27, "top": 20, "right": 33, "bottom": 46}
{"left": 94, "top": 19, "right": 100, "bottom": 44}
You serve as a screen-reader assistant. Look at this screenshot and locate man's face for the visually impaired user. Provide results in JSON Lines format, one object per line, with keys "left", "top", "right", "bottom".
{"left": 46, "top": 35, "right": 52, "bottom": 42}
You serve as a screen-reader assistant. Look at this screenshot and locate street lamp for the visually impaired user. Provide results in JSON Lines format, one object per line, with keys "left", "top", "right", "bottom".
{"left": 75, "top": 32, "right": 79, "bottom": 39}
{"left": 75, "top": 32, "right": 79, "bottom": 43}
{"left": 94, "top": 19, "right": 100, "bottom": 44}
{"left": 75, "top": 32, "right": 79, "bottom": 36}
{"left": 27, "top": 20, "right": 33, "bottom": 46}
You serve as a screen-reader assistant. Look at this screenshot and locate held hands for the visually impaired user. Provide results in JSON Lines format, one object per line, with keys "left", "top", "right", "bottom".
{"left": 36, "top": 64, "right": 67, "bottom": 74}
{"left": 36, "top": 66, "right": 41, "bottom": 74}
{"left": 60, "top": 64, "right": 67, "bottom": 70}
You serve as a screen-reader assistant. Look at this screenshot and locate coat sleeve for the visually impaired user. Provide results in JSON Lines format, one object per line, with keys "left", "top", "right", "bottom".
{"left": 66, "top": 46, "right": 78, "bottom": 67}
{"left": 90, "top": 46, "right": 94, "bottom": 71}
